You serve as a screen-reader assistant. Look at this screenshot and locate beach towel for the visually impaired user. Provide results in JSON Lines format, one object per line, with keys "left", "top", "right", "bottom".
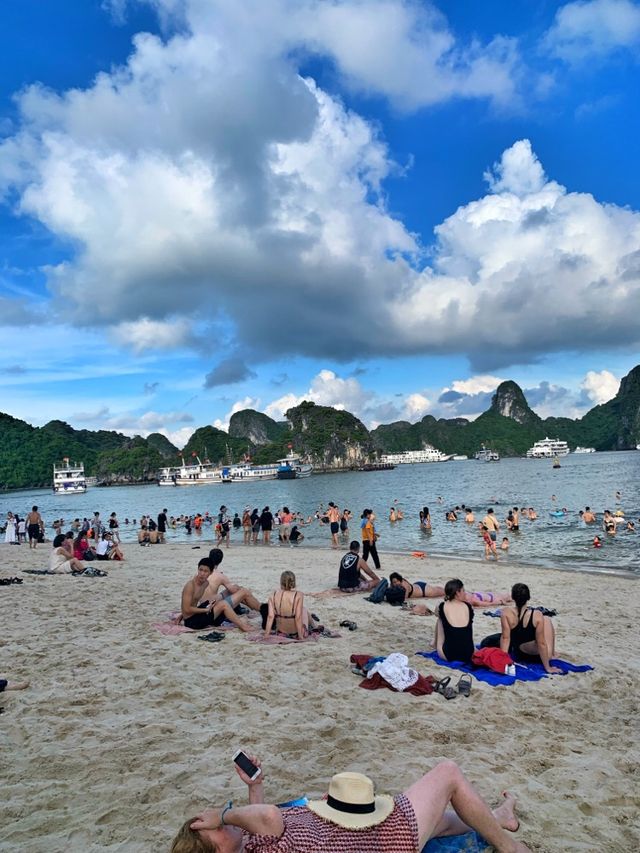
{"left": 351, "top": 653, "right": 435, "bottom": 695}
{"left": 152, "top": 611, "right": 241, "bottom": 636}
{"left": 416, "top": 650, "right": 593, "bottom": 686}
{"left": 247, "top": 631, "right": 319, "bottom": 644}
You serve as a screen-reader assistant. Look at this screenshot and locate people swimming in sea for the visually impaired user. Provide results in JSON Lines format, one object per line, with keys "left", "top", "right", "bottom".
{"left": 593, "top": 535, "right": 602, "bottom": 548}
{"left": 419, "top": 506, "right": 432, "bottom": 530}
{"left": 501, "top": 537, "right": 510, "bottom": 551}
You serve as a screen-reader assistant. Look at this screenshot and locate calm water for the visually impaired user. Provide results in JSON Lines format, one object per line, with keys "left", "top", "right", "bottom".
{"left": 2, "top": 451, "right": 638, "bottom": 575}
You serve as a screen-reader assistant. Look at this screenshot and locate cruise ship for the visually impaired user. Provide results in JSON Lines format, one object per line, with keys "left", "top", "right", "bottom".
{"left": 526, "top": 438, "right": 570, "bottom": 458}
{"left": 380, "top": 447, "right": 451, "bottom": 464}
{"left": 53, "top": 459, "right": 87, "bottom": 494}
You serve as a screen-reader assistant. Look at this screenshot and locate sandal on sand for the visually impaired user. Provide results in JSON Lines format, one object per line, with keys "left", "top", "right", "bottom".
{"left": 339, "top": 620, "right": 358, "bottom": 631}
{"left": 198, "top": 632, "right": 225, "bottom": 642}
{"left": 435, "top": 677, "right": 457, "bottom": 699}
{"left": 457, "top": 674, "right": 473, "bottom": 697}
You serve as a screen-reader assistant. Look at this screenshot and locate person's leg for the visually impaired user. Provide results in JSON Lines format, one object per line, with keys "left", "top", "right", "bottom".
{"left": 214, "top": 602, "right": 251, "bottom": 632}
{"left": 69, "top": 557, "right": 85, "bottom": 573}
{"left": 431, "top": 792, "right": 520, "bottom": 838}
{"left": 0, "top": 678, "right": 30, "bottom": 691}
{"left": 362, "top": 540, "right": 371, "bottom": 563}
{"left": 425, "top": 584, "right": 445, "bottom": 598}
{"left": 229, "top": 587, "right": 261, "bottom": 612}
{"left": 370, "top": 543, "right": 381, "bottom": 570}
{"left": 404, "top": 761, "right": 529, "bottom": 852}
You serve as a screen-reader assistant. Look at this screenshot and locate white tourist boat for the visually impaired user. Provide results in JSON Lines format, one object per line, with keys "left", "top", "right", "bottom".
{"left": 53, "top": 459, "right": 87, "bottom": 494}
{"left": 276, "top": 450, "right": 313, "bottom": 479}
{"left": 158, "top": 457, "right": 223, "bottom": 486}
{"left": 380, "top": 446, "right": 451, "bottom": 464}
{"left": 573, "top": 446, "right": 596, "bottom": 454}
{"left": 526, "top": 437, "right": 570, "bottom": 458}
{"left": 474, "top": 447, "right": 500, "bottom": 462}
{"left": 221, "top": 462, "right": 279, "bottom": 483}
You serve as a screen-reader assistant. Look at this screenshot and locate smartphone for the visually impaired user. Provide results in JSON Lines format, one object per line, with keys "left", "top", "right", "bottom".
{"left": 232, "top": 749, "right": 261, "bottom": 781}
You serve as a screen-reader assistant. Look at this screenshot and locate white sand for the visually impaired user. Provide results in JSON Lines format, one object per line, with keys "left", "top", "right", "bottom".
{"left": 1, "top": 540, "right": 639, "bottom": 852}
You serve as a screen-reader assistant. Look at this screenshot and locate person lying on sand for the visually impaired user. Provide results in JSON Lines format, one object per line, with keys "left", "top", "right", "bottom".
{"left": 389, "top": 572, "right": 444, "bottom": 599}
{"left": 179, "top": 560, "right": 256, "bottom": 632}
{"left": 337, "top": 541, "right": 380, "bottom": 592}
{"left": 171, "top": 752, "right": 530, "bottom": 853}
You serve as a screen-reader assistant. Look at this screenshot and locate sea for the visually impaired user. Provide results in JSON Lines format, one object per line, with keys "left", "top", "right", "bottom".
{"left": 3, "top": 451, "right": 638, "bottom": 576}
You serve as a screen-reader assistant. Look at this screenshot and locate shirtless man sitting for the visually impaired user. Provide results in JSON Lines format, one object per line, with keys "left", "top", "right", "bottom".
{"left": 389, "top": 572, "right": 444, "bottom": 599}
{"left": 179, "top": 559, "right": 256, "bottom": 631}
{"left": 338, "top": 541, "right": 379, "bottom": 591}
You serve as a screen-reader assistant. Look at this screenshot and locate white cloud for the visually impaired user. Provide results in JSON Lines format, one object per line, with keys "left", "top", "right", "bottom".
{"left": 544, "top": 0, "right": 640, "bottom": 62}
{"left": 213, "top": 396, "right": 260, "bottom": 432}
{"left": 111, "top": 318, "right": 193, "bottom": 353}
{"left": 402, "top": 393, "right": 431, "bottom": 420}
{"left": 264, "top": 370, "right": 373, "bottom": 421}
{"left": 0, "top": 1, "right": 638, "bottom": 373}
{"left": 450, "top": 374, "right": 504, "bottom": 395}
{"left": 581, "top": 369, "right": 620, "bottom": 404}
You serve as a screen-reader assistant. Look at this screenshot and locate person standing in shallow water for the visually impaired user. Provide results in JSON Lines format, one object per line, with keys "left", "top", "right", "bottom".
{"left": 326, "top": 502, "right": 341, "bottom": 548}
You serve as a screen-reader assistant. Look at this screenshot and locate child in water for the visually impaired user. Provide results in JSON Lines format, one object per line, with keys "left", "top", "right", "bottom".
{"left": 593, "top": 535, "right": 602, "bottom": 548}
{"left": 500, "top": 537, "right": 510, "bottom": 551}
{"left": 482, "top": 525, "right": 499, "bottom": 561}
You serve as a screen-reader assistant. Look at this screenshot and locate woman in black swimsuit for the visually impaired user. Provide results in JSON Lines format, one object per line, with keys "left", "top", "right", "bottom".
{"left": 435, "top": 579, "right": 474, "bottom": 663}
{"left": 263, "top": 571, "right": 314, "bottom": 639}
{"left": 499, "top": 584, "right": 562, "bottom": 674}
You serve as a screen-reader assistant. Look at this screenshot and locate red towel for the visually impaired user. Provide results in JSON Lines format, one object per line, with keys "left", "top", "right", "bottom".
{"left": 471, "top": 647, "right": 513, "bottom": 673}
{"left": 350, "top": 653, "right": 435, "bottom": 695}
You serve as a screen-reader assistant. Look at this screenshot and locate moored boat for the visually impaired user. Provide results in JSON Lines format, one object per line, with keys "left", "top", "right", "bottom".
{"left": 276, "top": 450, "right": 313, "bottom": 479}
{"left": 474, "top": 446, "right": 500, "bottom": 462}
{"left": 53, "top": 459, "right": 87, "bottom": 494}
{"left": 380, "top": 446, "right": 451, "bottom": 464}
{"left": 526, "top": 437, "right": 570, "bottom": 458}
{"left": 573, "top": 446, "right": 596, "bottom": 454}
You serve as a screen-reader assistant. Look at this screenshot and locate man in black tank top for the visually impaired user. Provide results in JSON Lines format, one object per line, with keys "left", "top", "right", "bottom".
{"left": 338, "top": 542, "right": 380, "bottom": 591}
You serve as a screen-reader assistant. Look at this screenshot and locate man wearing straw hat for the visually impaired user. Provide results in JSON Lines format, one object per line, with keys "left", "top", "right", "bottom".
{"left": 171, "top": 753, "right": 530, "bottom": 852}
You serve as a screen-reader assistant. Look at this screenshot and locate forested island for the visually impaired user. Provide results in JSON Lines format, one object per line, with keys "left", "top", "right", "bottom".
{"left": 1, "top": 365, "right": 638, "bottom": 490}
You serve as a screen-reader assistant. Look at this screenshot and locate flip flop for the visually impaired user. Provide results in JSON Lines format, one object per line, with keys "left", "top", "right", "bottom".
{"left": 457, "top": 674, "right": 473, "bottom": 697}
{"left": 435, "top": 676, "right": 451, "bottom": 695}
{"left": 339, "top": 620, "right": 358, "bottom": 631}
{"left": 198, "top": 632, "right": 225, "bottom": 642}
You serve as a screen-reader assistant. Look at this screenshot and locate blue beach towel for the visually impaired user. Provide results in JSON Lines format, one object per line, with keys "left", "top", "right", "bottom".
{"left": 416, "top": 650, "right": 593, "bottom": 686}
{"left": 423, "top": 832, "right": 489, "bottom": 852}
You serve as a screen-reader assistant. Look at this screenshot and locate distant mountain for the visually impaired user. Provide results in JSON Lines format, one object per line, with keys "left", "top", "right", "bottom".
{"left": 228, "top": 409, "right": 288, "bottom": 445}
{"left": 146, "top": 432, "right": 179, "bottom": 459}
{"left": 0, "top": 365, "right": 638, "bottom": 488}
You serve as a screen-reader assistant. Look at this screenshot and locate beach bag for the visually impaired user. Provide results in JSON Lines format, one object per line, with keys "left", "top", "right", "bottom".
{"left": 365, "top": 578, "right": 388, "bottom": 604}
{"left": 384, "top": 586, "right": 406, "bottom": 606}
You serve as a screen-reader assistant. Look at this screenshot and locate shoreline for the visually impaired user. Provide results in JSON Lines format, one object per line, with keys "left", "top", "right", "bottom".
{"left": 2, "top": 541, "right": 639, "bottom": 852}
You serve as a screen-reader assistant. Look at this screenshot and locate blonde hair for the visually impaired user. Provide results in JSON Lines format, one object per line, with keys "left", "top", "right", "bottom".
{"left": 170, "top": 819, "right": 216, "bottom": 853}
{"left": 280, "top": 570, "right": 296, "bottom": 590}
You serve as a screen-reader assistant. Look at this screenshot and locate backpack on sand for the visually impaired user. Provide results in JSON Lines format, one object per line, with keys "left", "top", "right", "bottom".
{"left": 365, "top": 578, "right": 388, "bottom": 604}
{"left": 384, "top": 586, "right": 406, "bottom": 606}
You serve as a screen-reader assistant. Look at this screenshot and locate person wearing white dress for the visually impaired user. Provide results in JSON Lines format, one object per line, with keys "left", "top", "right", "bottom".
{"left": 4, "top": 512, "right": 17, "bottom": 544}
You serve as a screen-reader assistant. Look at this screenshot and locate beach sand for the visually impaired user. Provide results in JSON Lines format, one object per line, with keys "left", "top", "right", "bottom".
{"left": 1, "top": 540, "right": 639, "bottom": 852}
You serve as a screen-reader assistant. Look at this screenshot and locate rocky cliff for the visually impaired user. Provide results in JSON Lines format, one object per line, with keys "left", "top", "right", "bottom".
{"left": 228, "top": 409, "right": 287, "bottom": 446}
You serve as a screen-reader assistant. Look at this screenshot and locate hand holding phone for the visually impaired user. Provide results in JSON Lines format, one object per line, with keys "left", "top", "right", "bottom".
{"left": 232, "top": 749, "right": 262, "bottom": 784}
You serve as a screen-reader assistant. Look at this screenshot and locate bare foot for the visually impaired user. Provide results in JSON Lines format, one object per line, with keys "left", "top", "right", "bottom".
{"left": 4, "top": 679, "right": 30, "bottom": 690}
{"left": 493, "top": 791, "right": 519, "bottom": 832}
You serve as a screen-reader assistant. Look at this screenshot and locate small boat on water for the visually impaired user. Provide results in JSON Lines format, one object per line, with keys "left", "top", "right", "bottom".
{"left": 158, "top": 457, "right": 223, "bottom": 486}
{"left": 552, "top": 457, "right": 562, "bottom": 469}
{"left": 474, "top": 446, "right": 500, "bottom": 462}
{"left": 573, "top": 446, "right": 596, "bottom": 454}
{"left": 276, "top": 450, "right": 313, "bottom": 480}
{"left": 53, "top": 459, "right": 87, "bottom": 494}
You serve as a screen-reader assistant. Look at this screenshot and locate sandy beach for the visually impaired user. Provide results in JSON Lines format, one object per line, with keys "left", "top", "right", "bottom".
{"left": 1, "top": 540, "right": 638, "bottom": 852}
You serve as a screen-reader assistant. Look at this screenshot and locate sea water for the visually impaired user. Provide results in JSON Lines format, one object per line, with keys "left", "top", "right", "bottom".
{"left": 2, "top": 451, "right": 638, "bottom": 574}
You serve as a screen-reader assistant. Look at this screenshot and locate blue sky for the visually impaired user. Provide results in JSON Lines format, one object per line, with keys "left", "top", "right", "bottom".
{"left": 1, "top": 0, "right": 639, "bottom": 447}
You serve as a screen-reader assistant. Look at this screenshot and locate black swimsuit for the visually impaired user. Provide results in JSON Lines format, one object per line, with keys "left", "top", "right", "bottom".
{"left": 438, "top": 602, "right": 474, "bottom": 663}
{"left": 510, "top": 608, "right": 541, "bottom": 662}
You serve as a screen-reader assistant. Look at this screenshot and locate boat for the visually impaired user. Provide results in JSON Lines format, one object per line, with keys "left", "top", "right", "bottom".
{"left": 573, "top": 446, "right": 596, "bottom": 454}
{"left": 526, "top": 438, "right": 570, "bottom": 458}
{"left": 552, "top": 457, "right": 562, "bottom": 469}
{"left": 474, "top": 446, "right": 500, "bottom": 462}
{"left": 171, "top": 456, "right": 222, "bottom": 486}
{"left": 276, "top": 450, "right": 313, "bottom": 480}
{"left": 158, "top": 466, "right": 179, "bottom": 486}
{"left": 356, "top": 462, "right": 395, "bottom": 472}
{"left": 221, "top": 462, "right": 279, "bottom": 483}
{"left": 379, "top": 447, "right": 451, "bottom": 464}
{"left": 451, "top": 455, "right": 468, "bottom": 461}
{"left": 53, "top": 459, "right": 87, "bottom": 494}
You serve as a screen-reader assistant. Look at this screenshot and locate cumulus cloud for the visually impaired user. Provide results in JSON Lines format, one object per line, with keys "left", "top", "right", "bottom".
{"left": 0, "top": 1, "right": 638, "bottom": 372}
{"left": 265, "top": 369, "right": 374, "bottom": 420}
{"left": 213, "top": 396, "right": 260, "bottom": 432}
{"left": 544, "top": 0, "right": 640, "bottom": 62}
{"left": 204, "top": 356, "right": 257, "bottom": 388}
{"left": 580, "top": 369, "right": 620, "bottom": 404}
{"left": 71, "top": 406, "right": 194, "bottom": 433}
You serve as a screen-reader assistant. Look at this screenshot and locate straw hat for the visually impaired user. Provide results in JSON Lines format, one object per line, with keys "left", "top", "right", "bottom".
{"left": 307, "top": 772, "right": 394, "bottom": 829}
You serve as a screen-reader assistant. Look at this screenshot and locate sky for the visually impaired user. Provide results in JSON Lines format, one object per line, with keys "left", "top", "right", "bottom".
{"left": 0, "top": 0, "right": 639, "bottom": 448}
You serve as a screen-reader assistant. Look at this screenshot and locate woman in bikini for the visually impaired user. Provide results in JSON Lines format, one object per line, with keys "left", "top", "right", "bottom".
{"left": 391, "top": 573, "right": 510, "bottom": 615}
{"left": 263, "top": 571, "right": 315, "bottom": 639}
{"left": 499, "top": 583, "right": 562, "bottom": 674}
{"left": 389, "top": 572, "right": 444, "bottom": 600}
